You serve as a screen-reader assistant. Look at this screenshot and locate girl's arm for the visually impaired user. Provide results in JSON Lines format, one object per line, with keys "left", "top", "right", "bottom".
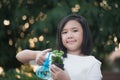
{"left": 16, "top": 49, "right": 40, "bottom": 64}
{"left": 16, "top": 49, "right": 52, "bottom": 64}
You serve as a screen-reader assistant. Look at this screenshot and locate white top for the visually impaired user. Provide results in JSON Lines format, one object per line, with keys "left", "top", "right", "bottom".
{"left": 32, "top": 53, "right": 102, "bottom": 80}
{"left": 64, "top": 54, "right": 102, "bottom": 80}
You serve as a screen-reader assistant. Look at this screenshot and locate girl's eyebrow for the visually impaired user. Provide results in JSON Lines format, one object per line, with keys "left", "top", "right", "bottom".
{"left": 62, "top": 26, "right": 79, "bottom": 31}
{"left": 71, "top": 26, "right": 78, "bottom": 29}
{"left": 63, "top": 26, "right": 78, "bottom": 30}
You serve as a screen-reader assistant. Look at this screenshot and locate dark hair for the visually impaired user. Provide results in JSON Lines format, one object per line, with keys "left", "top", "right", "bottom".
{"left": 56, "top": 14, "right": 93, "bottom": 57}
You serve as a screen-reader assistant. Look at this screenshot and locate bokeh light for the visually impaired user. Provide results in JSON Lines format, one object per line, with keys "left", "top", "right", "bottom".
{"left": 3, "top": 19, "right": 10, "bottom": 26}
{"left": 0, "top": 66, "right": 4, "bottom": 75}
{"left": 22, "top": 15, "right": 27, "bottom": 20}
{"left": 39, "top": 35, "right": 44, "bottom": 42}
{"left": 9, "top": 39, "right": 13, "bottom": 46}
{"left": 71, "top": 4, "right": 80, "bottom": 13}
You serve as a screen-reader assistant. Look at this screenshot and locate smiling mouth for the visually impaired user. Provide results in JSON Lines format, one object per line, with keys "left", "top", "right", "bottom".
{"left": 67, "top": 40, "right": 76, "bottom": 44}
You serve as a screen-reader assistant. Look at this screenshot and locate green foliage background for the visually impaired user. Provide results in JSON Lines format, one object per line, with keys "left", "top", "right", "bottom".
{"left": 0, "top": 0, "right": 120, "bottom": 79}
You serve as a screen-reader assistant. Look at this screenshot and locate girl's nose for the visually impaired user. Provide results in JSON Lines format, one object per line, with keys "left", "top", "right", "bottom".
{"left": 67, "top": 32, "right": 73, "bottom": 39}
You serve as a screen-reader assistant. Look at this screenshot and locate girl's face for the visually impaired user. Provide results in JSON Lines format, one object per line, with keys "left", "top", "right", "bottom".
{"left": 61, "top": 20, "right": 83, "bottom": 54}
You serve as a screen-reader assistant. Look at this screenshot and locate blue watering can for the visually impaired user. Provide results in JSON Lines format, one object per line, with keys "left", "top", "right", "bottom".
{"left": 36, "top": 52, "right": 51, "bottom": 79}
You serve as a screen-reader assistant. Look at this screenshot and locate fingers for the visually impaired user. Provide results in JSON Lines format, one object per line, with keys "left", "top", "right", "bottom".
{"left": 42, "top": 48, "right": 52, "bottom": 56}
{"left": 36, "top": 48, "right": 52, "bottom": 65}
{"left": 36, "top": 52, "right": 45, "bottom": 65}
{"left": 36, "top": 56, "right": 45, "bottom": 65}
{"left": 50, "top": 70, "right": 57, "bottom": 80}
{"left": 50, "top": 64, "right": 60, "bottom": 73}
{"left": 50, "top": 65, "right": 58, "bottom": 80}
{"left": 50, "top": 64, "right": 65, "bottom": 80}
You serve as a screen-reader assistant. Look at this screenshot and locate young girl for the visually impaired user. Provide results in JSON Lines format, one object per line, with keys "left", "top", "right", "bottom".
{"left": 16, "top": 14, "right": 102, "bottom": 80}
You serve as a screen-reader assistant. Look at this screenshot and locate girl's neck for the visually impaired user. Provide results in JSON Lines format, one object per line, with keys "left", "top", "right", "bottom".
{"left": 67, "top": 50, "right": 83, "bottom": 56}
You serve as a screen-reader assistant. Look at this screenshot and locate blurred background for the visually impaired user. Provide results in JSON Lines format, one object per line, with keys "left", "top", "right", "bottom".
{"left": 0, "top": 0, "right": 120, "bottom": 80}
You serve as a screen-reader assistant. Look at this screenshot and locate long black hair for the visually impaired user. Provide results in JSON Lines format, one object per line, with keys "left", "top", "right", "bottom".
{"left": 56, "top": 14, "right": 93, "bottom": 57}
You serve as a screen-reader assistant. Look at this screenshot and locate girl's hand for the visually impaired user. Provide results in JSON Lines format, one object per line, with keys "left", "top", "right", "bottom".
{"left": 50, "top": 64, "right": 70, "bottom": 80}
{"left": 36, "top": 49, "right": 52, "bottom": 65}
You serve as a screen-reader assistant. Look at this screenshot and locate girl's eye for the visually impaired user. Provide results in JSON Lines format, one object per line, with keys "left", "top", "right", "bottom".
{"left": 73, "top": 29, "right": 78, "bottom": 32}
{"left": 62, "top": 31, "right": 67, "bottom": 34}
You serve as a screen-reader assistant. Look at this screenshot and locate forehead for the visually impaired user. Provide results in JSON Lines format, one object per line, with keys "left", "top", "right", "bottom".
{"left": 63, "top": 20, "right": 82, "bottom": 30}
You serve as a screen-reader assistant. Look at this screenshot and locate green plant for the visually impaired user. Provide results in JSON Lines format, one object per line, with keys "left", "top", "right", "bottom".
{"left": 51, "top": 50, "right": 64, "bottom": 70}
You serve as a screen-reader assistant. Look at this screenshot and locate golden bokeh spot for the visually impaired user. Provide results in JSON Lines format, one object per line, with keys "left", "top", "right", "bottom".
{"left": 100, "top": 0, "right": 110, "bottom": 9}
{"left": 16, "top": 75, "right": 21, "bottom": 79}
{"left": 71, "top": 8, "right": 78, "bottom": 13}
{"left": 30, "top": 61, "right": 38, "bottom": 72}
{"left": 40, "top": 12, "right": 47, "bottom": 21}
{"left": 31, "top": 65, "right": 38, "bottom": 72}
{"left": 75, "top": 4, "right": 80, "bottom": 10}
{"left": 71, "top": 4, "right": 80, "bottom": 13}
{"left": 0, "top": 66, "right": 4, "bottom": 75}
{"left": 17, "top": 47, "right": 22, "bottom": 52}
{"left": 3, "top": 19, "right": 10, "bottom": 26}
{"left": 114, "top": 36, "right": 117, "bottom": 43}
{"left": 30, "top": 42, "right": 35, "bottom": 48}
{"left": 36, "top": 12, "right": 47, "bottom": 21}
{"left": 107, "top": 40, "right": 112, "bottom": 45}
{"left": 22, "top": 25, "right": 25, "bottom": 31}
{"left": 16, "top": 68, "right": 20, "bottom": 73}
{"left": 22, "top": 23, "right": 29, "bottom": 32}
{"left": 29, "top": 38, "right": 33, "bottom": 43}
{"left": 103, "top": 0, "right": 107, "bottom": 5}
{"left": 39, "top": 35, "right": 44, "bottom": 42}
{"left": 22, "top": 22, "right": 30, "bottom": 31}
{"left": 9, "top": 39, "right": 13, "bottom": 46}
{"left": 29, "top": 16, "right": 34, "bottom": 24}
{"left": 29, "top": 38, "right": 35, "bottom": 48}
{"left": 100, "top": 2, "right": 104, "bottom": 7}
{"left": 24, "top": 22, "right": 29, "bottom": 29}
{"left": 33, "top": 37, "right": 38, "bottom": 43}
{"left": 22, "top": 15, "right": 27, "bottom": 20}
{"left": 24, "top": 72, "right": 32, "bottom": 77}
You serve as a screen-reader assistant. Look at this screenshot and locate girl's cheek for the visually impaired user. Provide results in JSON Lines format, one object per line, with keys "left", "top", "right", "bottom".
{"left": 62, "top": 36, "right": 66, "bottom": 42}
{"left": 61, "top": 35, "right": 65, "bottom": 40}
